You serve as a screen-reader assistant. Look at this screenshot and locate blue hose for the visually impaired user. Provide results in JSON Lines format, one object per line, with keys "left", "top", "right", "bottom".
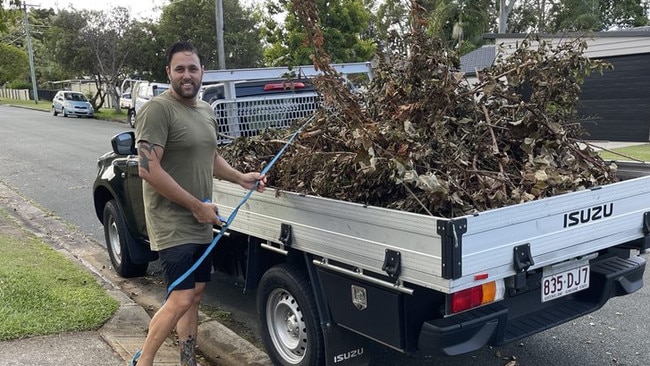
{"left": 163, "top": 116, "right": 314, "bottom": 301}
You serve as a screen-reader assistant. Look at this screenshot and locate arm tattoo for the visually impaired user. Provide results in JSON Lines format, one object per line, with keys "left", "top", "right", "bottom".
{"left": 138, "top": 142, "right": 158, "bottom": 173}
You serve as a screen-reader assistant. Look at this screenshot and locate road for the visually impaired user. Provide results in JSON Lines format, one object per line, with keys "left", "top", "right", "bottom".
{"left": 1, "top": 105, "right": 649, "bottom": 366}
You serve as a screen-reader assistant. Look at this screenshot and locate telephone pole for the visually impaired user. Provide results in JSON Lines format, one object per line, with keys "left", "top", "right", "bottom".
{"left": 23, "top": 2, "right": 39, "bottom": 103}
{"left": 215, "top": 0, "right": 226, "bottom": 70}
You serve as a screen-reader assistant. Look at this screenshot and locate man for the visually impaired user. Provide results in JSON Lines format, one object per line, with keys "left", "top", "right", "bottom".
{"left": 131, "top": 41, "right": 265, "bottom": 366}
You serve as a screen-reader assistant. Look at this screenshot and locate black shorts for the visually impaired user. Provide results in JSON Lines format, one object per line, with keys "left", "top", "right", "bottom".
{"left": 158, "top": 243, "right": 212, "bottom": 291}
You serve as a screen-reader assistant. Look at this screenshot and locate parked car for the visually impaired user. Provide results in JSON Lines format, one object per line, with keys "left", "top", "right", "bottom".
{"left": 127, "top": 81, "right": 169, "bottom": 128}
{"left": 119, "top": 91, "right": 132, "bottom": 109}
{"left": 51, "top": 91, "right": 94, "bottom": 118}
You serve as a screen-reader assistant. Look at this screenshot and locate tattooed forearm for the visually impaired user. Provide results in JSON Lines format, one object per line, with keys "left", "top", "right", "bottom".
{"left": 138, "top": 142, "right": 158, "bottom": 173}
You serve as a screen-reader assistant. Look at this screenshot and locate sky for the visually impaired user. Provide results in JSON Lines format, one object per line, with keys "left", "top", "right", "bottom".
{"left": 34, "top": 0, "right": 167, "bottom": 19}
{"left": 33, "top": 0, "right": 258, "bottom": 20}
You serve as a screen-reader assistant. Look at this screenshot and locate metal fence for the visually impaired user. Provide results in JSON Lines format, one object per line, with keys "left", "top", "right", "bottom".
{"left": 213, "top": 92, "right": 320, "bottom": 143}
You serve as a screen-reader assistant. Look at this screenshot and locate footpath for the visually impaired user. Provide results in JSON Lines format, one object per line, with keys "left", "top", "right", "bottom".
{"left": 0, "top": 182, "right": 271, "bottom": 366}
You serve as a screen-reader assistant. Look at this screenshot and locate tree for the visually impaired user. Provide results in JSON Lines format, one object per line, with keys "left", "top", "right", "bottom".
{"left": 78, "top": 8, "right": 137, "bottom": 110}
{"left": 0, "top": 0, "right": 20, "bottom": 32}
{"left": 22, "top": 7, "right": 67, "bottom": 86}
{"left": 372, "top": 0, "right": 494, "bottom": 56}
{"left": 425, "top": 0, "right": 494, "bottom": 53}
{"left": 261, "top": 0, "right": 376, "bottom": 66}
{"left": 598, "top": 0, "right": 648, "bottom": 30}
{"left": 374, "top": 0, "right": 411, "bottom": 55}
{"left": 157, "top": 0, "right": 263, "bottom": 70}
{"left": 0, "top": 43, "right": 28, "bottom": 85}
{"left": 121, "top": 19, "right": 167, "bottom": 82}
{"left": 551, "top": 0, "right": 602, "bottom": 31}
{"left": 44, "top": 9, "right": 90, "bottom": 79}
{"left": 506, "top": 0, "right": 648, "bottom": 33}
{"left": 43, "top": 8, "right": 137, "bottom": 110}
{"left": 506, "top": 0, "right": 540, "bottom": 33}
{"left": 497, "top": 0, "right": 517, "bottom": 32}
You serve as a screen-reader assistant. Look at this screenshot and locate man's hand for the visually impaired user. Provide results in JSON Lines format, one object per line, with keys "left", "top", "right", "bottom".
{"left": 240, "top": 172, "right": 266, "bottom": 192}
{"left": 193, "top": 200, "right": 224, "bottom": 225}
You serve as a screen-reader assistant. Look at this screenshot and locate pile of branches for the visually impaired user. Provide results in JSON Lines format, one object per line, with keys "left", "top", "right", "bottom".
{"left": 219, "top": 1, "right": 617, "bottom": 218}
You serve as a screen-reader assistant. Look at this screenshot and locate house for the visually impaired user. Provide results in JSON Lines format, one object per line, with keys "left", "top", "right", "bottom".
{"left": 461, "top": 29, "right": 650, "bottom": 142}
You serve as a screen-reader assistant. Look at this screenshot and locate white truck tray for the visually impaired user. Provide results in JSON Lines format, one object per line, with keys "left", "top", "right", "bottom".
{"left": 212, "top": 174, "right": 650, "bottom": 294}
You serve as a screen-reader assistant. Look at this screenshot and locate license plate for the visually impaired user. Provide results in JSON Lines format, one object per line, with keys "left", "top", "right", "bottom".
{"left": 541, "top": 262, "right": 590, "bottom": 302}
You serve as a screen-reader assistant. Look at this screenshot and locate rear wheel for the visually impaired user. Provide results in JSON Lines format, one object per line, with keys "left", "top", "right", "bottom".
{"left": 257, "top": 264, "right": 325, "bottom": 366}
{"left": 128, "top": 110, "right": 136, "bottom": 128}
{"left": 103, "top": 199, "right": 148, "bottom": 278}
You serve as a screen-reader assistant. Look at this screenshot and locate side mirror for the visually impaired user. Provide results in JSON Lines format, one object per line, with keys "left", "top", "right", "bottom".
{"left": 111, "top": 131, "right": 137, "bottom": 155}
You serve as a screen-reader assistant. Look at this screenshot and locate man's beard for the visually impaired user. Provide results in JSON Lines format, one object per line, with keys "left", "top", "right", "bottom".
{"left": 172, "top": 80, "right": 199, "bottom": 99}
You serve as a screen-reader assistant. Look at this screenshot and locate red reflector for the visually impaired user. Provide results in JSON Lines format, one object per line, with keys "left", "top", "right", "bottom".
{"left": 263, "top": 82, "right": 306, "bottom": 91}
{"left": 451, "top": 287, "right": 483, "bottom": 314}
{"left": 474, "top": 273, "right": 489, "bottom": 280}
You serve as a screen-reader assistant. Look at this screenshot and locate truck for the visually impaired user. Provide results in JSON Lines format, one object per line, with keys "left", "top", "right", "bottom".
{"left": 118, "top": 78, "right": 170, "bottom": 128}
{"left": 92, "top": 63, "right": 649, "bottom": 366}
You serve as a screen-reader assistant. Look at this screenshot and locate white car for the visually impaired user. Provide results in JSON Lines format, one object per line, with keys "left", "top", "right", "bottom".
{"left": 126, "top": 81, "right": 169, "bottom": 128}
{"left": 51, "top": 91, "right": 94, "bottom": 118}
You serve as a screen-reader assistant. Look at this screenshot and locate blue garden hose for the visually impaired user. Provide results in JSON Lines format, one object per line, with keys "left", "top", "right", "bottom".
{"left": 163, "top": 116, "right": 314, "bottom": 301}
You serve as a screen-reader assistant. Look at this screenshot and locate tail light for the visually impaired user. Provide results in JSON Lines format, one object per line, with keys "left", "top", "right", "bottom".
{"left": 449, "top": 280, "right": 505, "bottom": 314}
{"left": 263, "top": 82, "right": 306, "bottom": 91}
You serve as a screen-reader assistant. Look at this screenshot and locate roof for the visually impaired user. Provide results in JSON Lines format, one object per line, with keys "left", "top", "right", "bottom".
{"left": 484, "top": 26, "right": 650, "bottom": 39}
{"left": 460, "top": 45, "right": 496, "bottom": 75}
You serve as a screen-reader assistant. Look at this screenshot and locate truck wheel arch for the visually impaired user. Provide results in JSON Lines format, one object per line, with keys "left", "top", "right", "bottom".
{"left": 103, "top": 199, "right": 149, "bottom": 278}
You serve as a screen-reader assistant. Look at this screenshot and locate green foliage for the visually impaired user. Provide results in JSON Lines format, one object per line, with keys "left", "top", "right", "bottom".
{"left": 157, "top": 0, "right": 263, "bottom": 70}
{"left": 425, "top": 0, "right": 493, "bottom": 50}
{"left": 551, "top": 0, "right": 602, "bottom": 31}
{"left": 0, "top": 43, "right": 28, "bottom": 85}
{"left": 507, "top": 0, "right": 648, "bottom": 33}
{"left": 121, "top": 20, "right": 167, "bottom": 81}
{"left": 374, "top": 0, "right": 410, "bottom": 54}
{"left": 44, "top": 10, "right": 90, "bottom": 78}
{"left": 261, "top": 0, "right": 375, "bottom": 66}
{"left": 5, "top": 80, "right": 30, "bottom": 89}
{"left": 0, "top": 0, "right": 21, "bottom": 32}
{"left": 599, "top": 0, "right": 649, "bottom": 29}
{"left": 0, "top": 223, "right": 119, "bottom": 341}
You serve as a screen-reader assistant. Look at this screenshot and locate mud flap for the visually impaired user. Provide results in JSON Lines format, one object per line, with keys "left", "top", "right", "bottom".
{"left": 324, "top": 323, "right": 370, "bottom": 366}
{"left": 127, "top": 240, "right": 158, "bottom": 264}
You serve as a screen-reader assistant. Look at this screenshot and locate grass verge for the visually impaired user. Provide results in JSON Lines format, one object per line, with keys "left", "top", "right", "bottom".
{"left": 597, "top": 144, "right": 650, "bottom": 162}
{"left": 0, "top": 209, "right": 119, "bottom": 341}
{"left": 0, "top": 97, "right": 127, "bottom": 122}
{"left": 0, "top": 98, "right": 50, "bottom": 111}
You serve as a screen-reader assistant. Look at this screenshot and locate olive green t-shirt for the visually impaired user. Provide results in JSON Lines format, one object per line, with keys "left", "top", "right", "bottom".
{"left": 135, "top": 92, "right": 218, "bottom": 251}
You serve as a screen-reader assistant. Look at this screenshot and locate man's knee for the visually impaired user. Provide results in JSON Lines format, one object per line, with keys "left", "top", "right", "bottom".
{"left": 167, "top": 289, "right": 198, "bottom": 312}
{"left": 192, "top": 282, "right": 207, "bottom": 304}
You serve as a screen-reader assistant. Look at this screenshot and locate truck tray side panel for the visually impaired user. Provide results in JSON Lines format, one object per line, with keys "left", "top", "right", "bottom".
{"left": 212, "top": 175, "right": 650, "bottom": 293}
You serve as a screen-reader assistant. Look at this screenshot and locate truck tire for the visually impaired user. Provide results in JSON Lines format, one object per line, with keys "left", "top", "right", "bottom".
{"left": 257, "top": 264, "right": 325, "bottom": 366}
{"left": 103, "top": 199, "right": 148, "bottom": 278}
{"left": 128, "top": 110, "right": 136, "bottom": 128}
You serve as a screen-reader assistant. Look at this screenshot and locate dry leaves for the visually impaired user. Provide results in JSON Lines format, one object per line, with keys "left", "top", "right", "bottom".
{"left": 219, "top": 1, "right": 616, "bottom": 218}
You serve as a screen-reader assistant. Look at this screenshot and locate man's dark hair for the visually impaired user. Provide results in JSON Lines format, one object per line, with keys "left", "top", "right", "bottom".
{"left": 166, "top": 41, "right": 202, "bottom": 66}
